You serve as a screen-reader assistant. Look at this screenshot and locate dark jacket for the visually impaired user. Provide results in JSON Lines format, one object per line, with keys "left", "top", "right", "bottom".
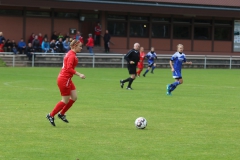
{"left": 103, "top": 33, "right": 111, "bottom": 43}
{"left": 124, "top": 49, "right": 140, "bottom": 66}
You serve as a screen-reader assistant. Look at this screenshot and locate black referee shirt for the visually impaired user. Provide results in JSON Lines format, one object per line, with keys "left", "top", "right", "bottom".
{"left": 124, "top": 49, "right": 140, "bottom": 66}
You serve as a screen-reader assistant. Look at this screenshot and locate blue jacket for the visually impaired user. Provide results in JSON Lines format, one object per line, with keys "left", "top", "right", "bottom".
{"left": 63, "top": 40, "right": 70, "bottom": 50}
{"left": 18, "top": 41, "right": 26, "bottom": 48}
{"left": 41, "top": 41, "right": 50, "bottom": 50}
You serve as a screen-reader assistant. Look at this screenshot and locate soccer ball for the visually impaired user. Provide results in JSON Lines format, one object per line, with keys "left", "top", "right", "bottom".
{"left": 135, "top": 117, "right": 147, "bottom": 129}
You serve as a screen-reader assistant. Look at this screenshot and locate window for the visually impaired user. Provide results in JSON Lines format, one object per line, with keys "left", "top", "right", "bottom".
{"left": 0, "top": 9, "right": 22, "bottom": 16}
{"left": 108, "top": 22, "right": 127, "bottom": 36}
{"left": 54, "top": 12, "right": 78, "bottom": 18}
{"left": 107, "top": 15, "right": 126, "bottom": 20}
{"left": 152, "top": 24, "right": 170, "bottom": 38}
{"left": 173, "top": 18, "right": 191, "bottom": 23}
{"left": 26, "top": 11, "right": 50, "bottom": 17}
{"left": 130, "top": 23, "right": 149, "bottom": 37}
{"left": 152, "top": 17, "right": 170, "bottom": 22}
{"left": 81, "top": 13, "right": 98, "bottom": 19}
{"left": 129, "top": 16, "right": 148, "bottom": 21}
{"left": 173, "top": 26, "right": 191, "bottom": 39}
{"left": 195, "top": 19, "right": 212, "bottom": 24}
{"left": 214, "top": 27, "right": 232, "bottom": 40}
{"left": 194, "top": 27, "right": 211, "bottom": 40}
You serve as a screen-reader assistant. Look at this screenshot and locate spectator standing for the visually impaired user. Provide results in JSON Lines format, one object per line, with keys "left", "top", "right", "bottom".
{"left": 0, "top": 32, "right": 6, "bottom": 44}
{"left": 0, "top": 40, "right": 5, "bottom": 52}
{"left": 56, "top": 38, "right": 64, "bottom": 53}
{"left": 32, "top": 35, "right": 42, "bottom": 52}
{"left": 50, "top": 40, "right": 58, "bottom": 53}
{"left": 103, "top": 30, "right": 111, "bottom": 53}
{"left": 75, "top": 31, "right": 84, "bottom": 44}
{"left": 18, "top": 38, "right": 26, "bottom": 54}
{"left": 12, "top": 40, "right": 18, "bottom": 54}
{"left": 58, "top": 32, "right": 64, "bottom": 41}
{"left": 38, "top": 33, "right": 43, "bottom": 45}
{"left": 25, "top": 43, "right": 35, "bottom": 61}
{"left": 63, "top": 37, "right": 70, "bottom": 52}
{"left": 28, "top": 33, "right": 35, "bottom": 43}
{"left": 41, "top": 37, "right": 50, "bottom": 53}
{"left": 86, "top": 34, "right": 94, "bottom": 55}
{"left": 51, "top": 31, "right": 58, "bottom": 41}
{"left": 94, "top": 22, "right": 101, "bottom": 46}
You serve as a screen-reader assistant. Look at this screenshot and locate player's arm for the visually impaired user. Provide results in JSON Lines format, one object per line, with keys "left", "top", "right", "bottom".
{"left": 75, "top": 71, "right": 85, "bottom": 79}
{"left": 169, "top": 60, "right": 174, "bottom": 71}
{"left": 184, "top": 61, "right": 192, "bottom": 65}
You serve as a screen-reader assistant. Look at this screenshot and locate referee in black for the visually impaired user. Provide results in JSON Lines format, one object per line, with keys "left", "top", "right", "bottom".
{"left": 120, "top": 43, "right": 140, "bottom": 90}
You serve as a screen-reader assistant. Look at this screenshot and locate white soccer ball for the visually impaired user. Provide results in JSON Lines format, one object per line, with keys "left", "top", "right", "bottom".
{"left": 135, "top": 117, "right": 147, "bottom": 129}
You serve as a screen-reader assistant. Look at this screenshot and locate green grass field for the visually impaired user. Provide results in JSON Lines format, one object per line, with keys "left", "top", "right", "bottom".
{"left": 0, "top": 67, "right": 239, "bottom": 160}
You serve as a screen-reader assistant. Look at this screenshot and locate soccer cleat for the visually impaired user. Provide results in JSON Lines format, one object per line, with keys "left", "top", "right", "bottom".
{"left": 143, "top": 74, "right": 146, "bottom": 77}
{"left": 120, "top": 80, "right": 124, "bottom": 88}
{"left": 46, "top": 113, "right": 56, "bottom": 126}
{"left": 166, "top": 84, "right": 171, "bottom": 91}
{"left": 126, "top": 87, "right": 133, "bottom": 90}
{"left": 58, "top": 113, "right": 69, "bottom": 123}
{"left": 166, "top": 91, "right": 172, "bottom": 96}
{"left": 151, "top": 71, "right": 154, "bottom": 74}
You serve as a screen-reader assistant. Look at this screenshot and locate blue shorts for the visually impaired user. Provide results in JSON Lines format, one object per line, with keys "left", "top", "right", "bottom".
{"left": 172, "top": 70, "right": 182, "bottom": 79}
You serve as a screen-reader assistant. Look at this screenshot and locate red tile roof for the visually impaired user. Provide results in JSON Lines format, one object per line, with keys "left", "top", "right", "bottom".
{"left": 136, "top": 0, "right": 240, "bottom": 7}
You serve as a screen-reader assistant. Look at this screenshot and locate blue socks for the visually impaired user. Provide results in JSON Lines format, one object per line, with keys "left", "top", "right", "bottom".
{"left": 144, "top": 69, "right": 149, "bottom": 75}
{"left": 151, "top": 66, "right": 155, "bottom": 73}
{"left": 170, "top": 81, "right": 180, "bottom": 92}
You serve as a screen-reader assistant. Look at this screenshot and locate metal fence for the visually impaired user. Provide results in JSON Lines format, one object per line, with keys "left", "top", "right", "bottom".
{"left": 0, "top": 52, "right": 240, "bottom": 69}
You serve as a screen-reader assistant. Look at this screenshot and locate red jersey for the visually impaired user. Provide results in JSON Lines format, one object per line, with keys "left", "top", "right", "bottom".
{"left": 94, "top": 25, "right": 101, "bottom": 35}
{"left": 138, "top": 52, "right": 145, "bottom": 64}
{"left": 86, "top": 37, "right": 94, "bottom": 47}
{"left": 58, "top": 50, "right": 78, "bottom": 79}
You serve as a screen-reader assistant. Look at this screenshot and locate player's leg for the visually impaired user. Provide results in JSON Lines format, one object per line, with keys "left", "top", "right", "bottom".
{"left": 127, "top": 73, "right": 136, "bottom": 90}
{"left": 143, "top": 65, "right": 151, "bottom": 77}
{"left": 151, "top": 63, "right": 156, "bottom": 73}
{"left": 167, "top": 71, "right": 182, "bottom": 95}
{"left": 120, "top": 65, "right": 131, "bottom": 88}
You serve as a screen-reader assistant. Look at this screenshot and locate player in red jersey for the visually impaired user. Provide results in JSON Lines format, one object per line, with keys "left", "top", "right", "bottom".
{"left": 136, "top": 47, "right": 145, "bottom": 77}
{"left": 46, "top": 39, "right": 86, "bottom": 126}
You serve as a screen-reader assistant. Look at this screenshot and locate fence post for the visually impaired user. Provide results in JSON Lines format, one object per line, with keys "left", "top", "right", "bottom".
{"left": 13, "top": 54, "right": 15, "bottom": 67}
{"left": 229, "top": 56, "right": 232, "bottom": 69}
{"left": 32, "top": 54, "right": 35, "bottom": 67}
{"left": 204, "top": 55, "right": 206, "bottom": 69}
{"left": 92, "top": 54, "right": 95, "bottom": 68}
{"left": 122, "top": 55, "right": 124, "bottom": 68}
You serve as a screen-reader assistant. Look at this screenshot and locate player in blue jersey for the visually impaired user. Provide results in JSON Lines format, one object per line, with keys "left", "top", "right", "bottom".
{"left": 166, "top": 44, "right": 192, "bottom": 95}
{"left": 143, "top": 47, "right": 157, "bottom": 77}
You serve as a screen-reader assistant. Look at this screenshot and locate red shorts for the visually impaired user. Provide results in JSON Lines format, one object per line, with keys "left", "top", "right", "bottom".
{"left": 57, "top": 77, "right": 76, "bottom": 96}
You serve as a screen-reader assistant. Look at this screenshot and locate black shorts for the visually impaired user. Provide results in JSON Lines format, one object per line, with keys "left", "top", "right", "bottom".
{"left": 127, "top": 64, "right": 137, "bottom": 74}
{"left": 148, "top": 63, "right": 154, "bottom": 68}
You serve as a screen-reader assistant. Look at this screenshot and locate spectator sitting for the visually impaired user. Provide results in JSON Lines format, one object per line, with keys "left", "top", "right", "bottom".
{"left": 63, "top": 37, "right": 70, "bottom": 52}
{"left": 50, "top": 39, "right": 57, "bottom": 53}
{"left": 4, "top": 39, "right": 12, "bottom": 52}
{"left": 38, "top": 33, "right": 43, "bottom": 45}
{"left": 0, "top": 40, "right": 5, "bottom": 52}
{"left": 12, "top": 40, "right": 18, "bottom": 54}
{"left": 51, "top": 31, "right": 58, "bottom": 41}
{"left": 0, "top": 32, "right": 6, "bottom": 44}
{"left": 32, "top": 35, "right": 42, "bottom": 52}
{"left": 17, "top": 38, "right": 26, "bottom": 54}
{"left": 63, "top": 32, "right": 70, "bottom": 41}
{"left": 28, "top": 33, "right": 35, "bottom": 43}
{"left": 25, "top": 43, "right": 35, "bottom": 61}
{"left": 56, "top": 38, "right": 64, "bottom": 53}
{"left": 41, "top": 37, "right": 50, "bottom": 53}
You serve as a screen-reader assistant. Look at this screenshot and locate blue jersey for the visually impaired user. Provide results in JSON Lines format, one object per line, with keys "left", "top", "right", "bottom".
{"left": 170, "top": 52, "right": 186, "bottom": 71}
{"left": 146, "top": 52, "right": 157, "bottom": 65}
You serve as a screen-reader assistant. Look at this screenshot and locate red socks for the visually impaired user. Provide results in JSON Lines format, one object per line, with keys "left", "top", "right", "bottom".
{"left": 50, "top": 101, "right": 66, "bottom": 117}
{"left": 60, "top": 99, "right": 75, "bottom": 115}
